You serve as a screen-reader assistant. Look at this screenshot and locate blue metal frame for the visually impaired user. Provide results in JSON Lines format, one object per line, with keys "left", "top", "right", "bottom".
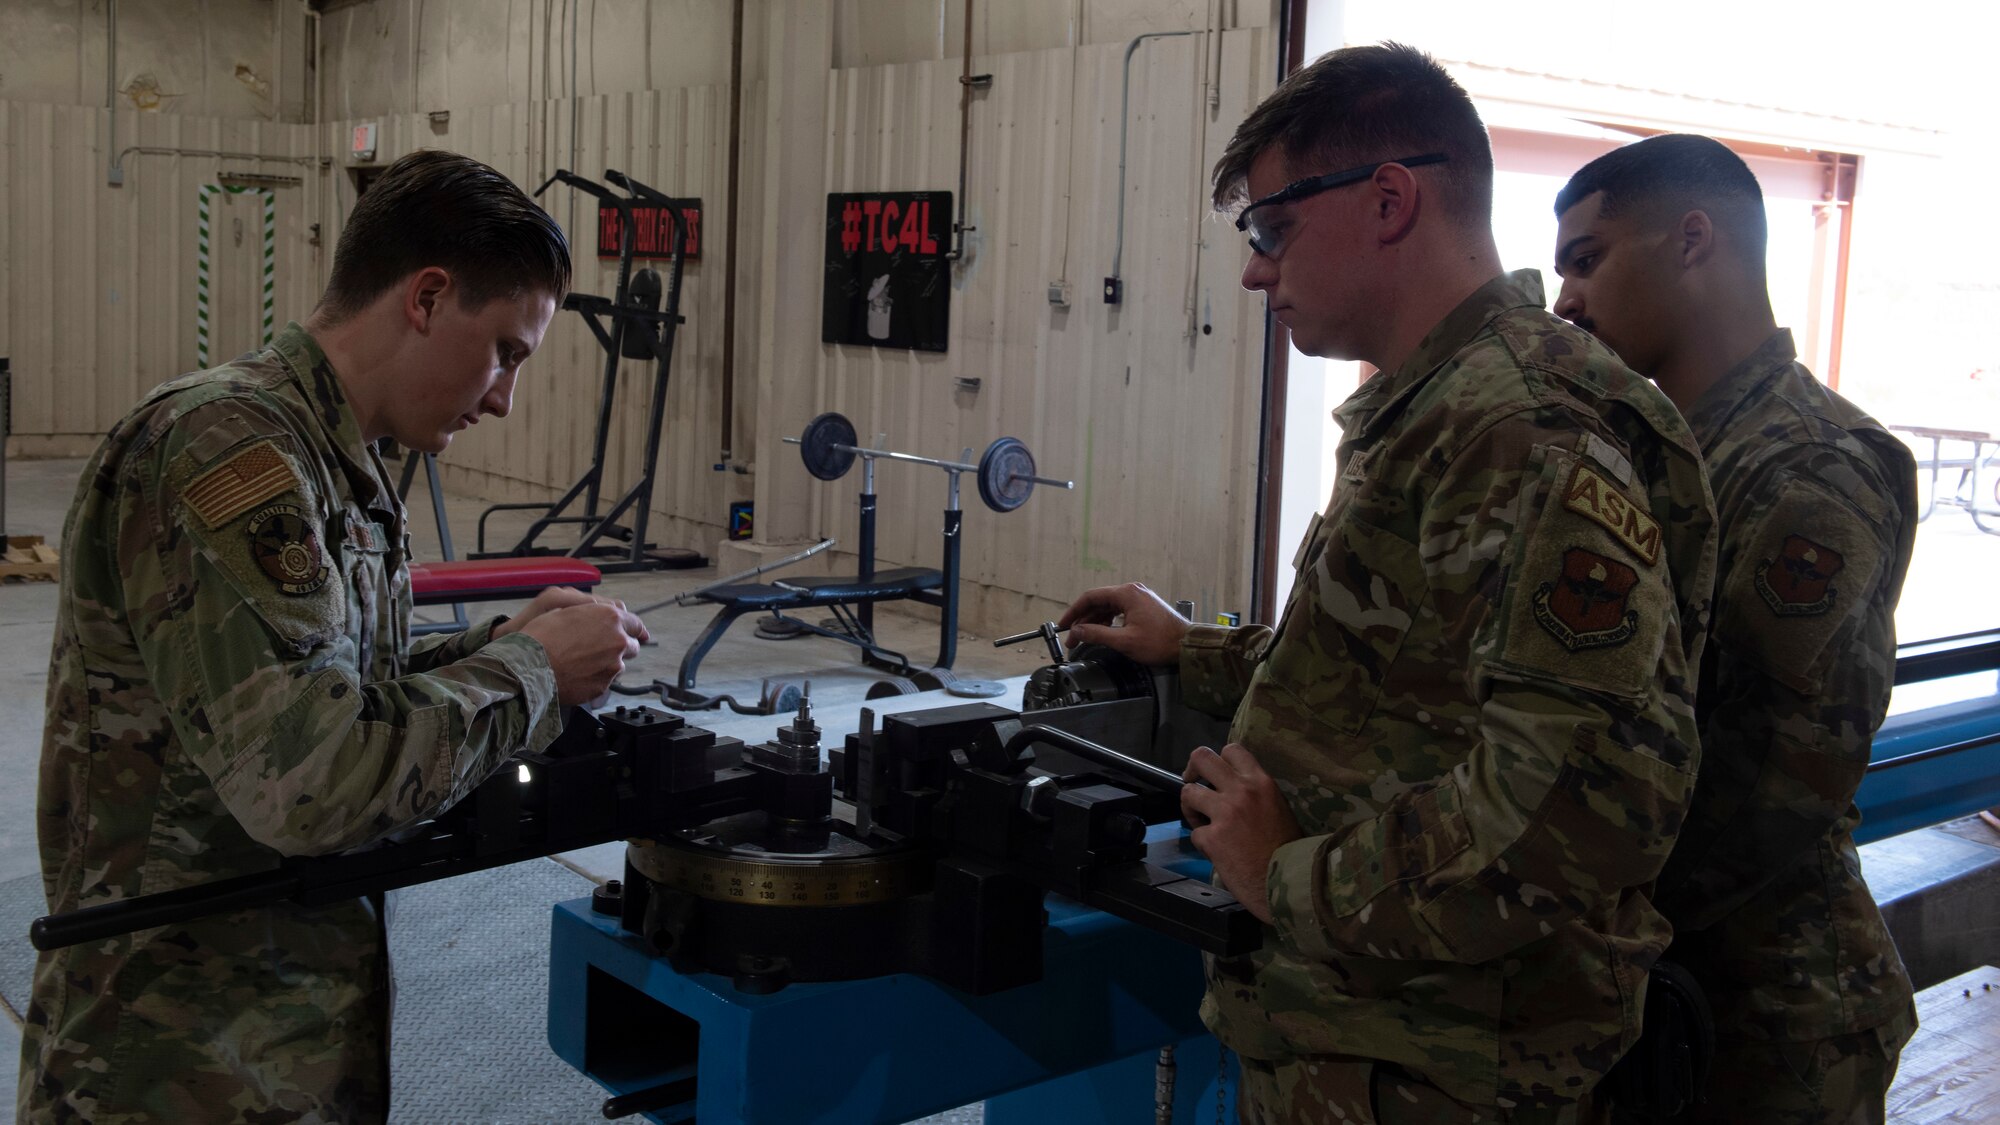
{"left": 1858, "top": 687, "right": 2000, "bottom": 844}
{"left": 547, "top": 827, "right": 1227, "bottom": 1124}
{"left": 545, "top": 673, "right": 2000, "bottom": 1122}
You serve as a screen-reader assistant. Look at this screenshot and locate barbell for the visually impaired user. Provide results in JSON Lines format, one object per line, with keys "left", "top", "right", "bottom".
{"left": 784, "top": 411, "right": 1074, "bottom": 513}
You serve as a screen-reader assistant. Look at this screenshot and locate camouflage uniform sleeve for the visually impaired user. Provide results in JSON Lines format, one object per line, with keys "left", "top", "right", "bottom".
{"left": 406, "top": 615, "right": 507, "bottom": 672}
{"left": 1180, "top": 622, "right": 1274, "bottom": 718}
{"left": 1266, "top": 413, "right": 1704, "bottom": 965}
{"left": 126, "top": 406, "right": 564, "bottom": 858}
{"left": 1655, "top": 445, "right": 1909, "bottom": 930}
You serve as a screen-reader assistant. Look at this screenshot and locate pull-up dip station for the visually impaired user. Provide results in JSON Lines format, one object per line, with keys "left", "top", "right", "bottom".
{"left": 470, "top": 168, "right": 704, "bottom": 573}
{"left": 648, "top": 411, "right": 1071, "bottom": 712}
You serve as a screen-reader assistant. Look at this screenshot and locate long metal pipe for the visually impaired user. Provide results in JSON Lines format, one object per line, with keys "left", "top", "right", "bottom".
{"left": 109, "top": 146, "right": 321, "bottom": 183}
{"left": 1006, "top": 724, "right": 1185, "bottom": 793}
{"left": 949, "top": 0, "right": 974, "bottom": 260}
{"left": 1208, "top": 0, "right": 1224, "bottom": 112}
{"left": 105, "top": 0, "right": 118, "bottom": 184}
{"left": 719, "top": 0, "right": 743, "bottom": 463}
{"left": 1109, "top": 31, "right": 1198, "bottom": 285}
{"left": 632, "top": 538, "right": 836, "bottom": 616}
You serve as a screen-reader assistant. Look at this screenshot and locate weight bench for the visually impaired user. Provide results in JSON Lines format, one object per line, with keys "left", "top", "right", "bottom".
{"left": 665, "top": 566, "right": 947, "bottom": 708}
{"left": 397, "top": 450, "right": 605, "bottom": 637}
{"left": 655, "top": 412, "right": 1072, "bottom": 712}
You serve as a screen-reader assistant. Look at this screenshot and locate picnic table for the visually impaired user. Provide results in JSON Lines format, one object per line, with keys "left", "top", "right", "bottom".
{"left": 1892, "top": 424, "right": 2000, "bottom": 535}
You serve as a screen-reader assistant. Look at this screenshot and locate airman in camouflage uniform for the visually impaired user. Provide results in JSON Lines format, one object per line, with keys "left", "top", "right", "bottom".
{"left": 18, "top": 150, "right": 637, "bottom": 1123}
{"left": 1062, "top": 45, "right": 1719, "bottom": 1122}
{"left": 19, "top": 327, "right": 566, "bottom": 1124}
{"left": 1554, "top": 134, "right": 1916, "bottom": 1124}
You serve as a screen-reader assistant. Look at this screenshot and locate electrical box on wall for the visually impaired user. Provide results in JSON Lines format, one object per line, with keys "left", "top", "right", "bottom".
{"left": 350, "top": 123, "right": 378, "bottom": 164}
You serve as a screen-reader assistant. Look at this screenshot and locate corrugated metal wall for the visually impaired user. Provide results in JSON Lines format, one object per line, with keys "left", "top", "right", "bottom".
{"left": 0, "top": 104, "right": 321, "bottom": 449}
{"left": 810, "top": 30, "right": 1271, "bottom": 626}
{"left": 0, "top": 24, "right": 1273, "bottom": 631}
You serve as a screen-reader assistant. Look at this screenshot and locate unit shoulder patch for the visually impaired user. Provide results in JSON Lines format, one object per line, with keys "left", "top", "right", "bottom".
{"left": 1753, "top": 533, "right": 1844, "bottom": 617}
{"left": 1716, "top": 475, "right": 1886, "bottom": 696}
{"left": 246, "top": 503, "right": 330, "bottom": 596}
{"left": 183, "top": 439, "right": 301, "bottom": 528}
{"left": 1533, "top": 546, "right": 1640, "bottom": 651}
{"left": 1561, "top": 463, "right": 1662, "bottom": 566}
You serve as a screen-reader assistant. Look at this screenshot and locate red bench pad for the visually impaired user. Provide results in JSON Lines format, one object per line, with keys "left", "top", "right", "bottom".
{"left": 409, "top": 558, "right": 603, "bottom": 604}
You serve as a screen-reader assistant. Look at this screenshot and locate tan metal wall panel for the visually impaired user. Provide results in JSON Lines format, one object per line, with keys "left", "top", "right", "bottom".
{"left": 810, "top": 30, "right": 1269, "bottom": 624}
{"left": 4, "top": 23, "right": 1269, "bottom": 629}
{"left": 0, "top": 101, "right": 317, "bottom": 450}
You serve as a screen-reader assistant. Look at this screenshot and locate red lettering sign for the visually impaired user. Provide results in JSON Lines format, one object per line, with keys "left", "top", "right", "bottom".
{"left": 595, "top": 200, "right": 703, "bottom": 261}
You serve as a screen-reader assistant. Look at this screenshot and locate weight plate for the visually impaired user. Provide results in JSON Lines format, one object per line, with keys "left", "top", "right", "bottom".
{"left": 864, "top": 676, "right": 919, "bottom": 700}
{"left": 977, "top": 436, "right": 1037, "bottom": 512}
{"left": 800, "top": 412, "right": 858, "bottom": 481}
{"left": 945, "top": 679, "right": 1008, "bottom": 699}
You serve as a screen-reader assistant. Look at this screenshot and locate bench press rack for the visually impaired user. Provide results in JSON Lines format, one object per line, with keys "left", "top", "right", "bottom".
{"left": 644, "top": 413, "right": 1071, "bottom": 713}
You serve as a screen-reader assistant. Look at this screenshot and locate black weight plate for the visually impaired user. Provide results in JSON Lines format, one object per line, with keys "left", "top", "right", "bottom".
{"left": 864, "top": 676, "right": 919, "bottom": 700}
{"left": 977, "top": 437, "right": 1036, "bottom": 512}
{"left": 800, "top": 412, "right": 858, "bottom": 481}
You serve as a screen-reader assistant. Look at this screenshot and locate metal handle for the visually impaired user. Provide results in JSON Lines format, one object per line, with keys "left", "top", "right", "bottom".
{"left": 1006, "top": 724, "right": 1185, "bottom": 793}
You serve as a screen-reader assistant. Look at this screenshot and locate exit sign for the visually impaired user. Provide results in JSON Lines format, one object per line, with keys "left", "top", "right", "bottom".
{"left": 350, "top": 123, "right": 378, "bottom": 162}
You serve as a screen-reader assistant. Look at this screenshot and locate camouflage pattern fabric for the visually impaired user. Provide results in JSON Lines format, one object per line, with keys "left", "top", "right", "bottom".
{"left": 1181, "top": 271, "right": 1719, "bottom": 1112}
{"left": 18, "top": 324, "right": 565, "bottom": 1124}
{"left": 1239, "top": 1055, "right": 1607, "bottom": 1125}
{"left": 1647, "top": 332, "right": 1917, "bottom": 1100}
{"left": 1624, "top": 1001, "right": 1915, "bottom": 1125}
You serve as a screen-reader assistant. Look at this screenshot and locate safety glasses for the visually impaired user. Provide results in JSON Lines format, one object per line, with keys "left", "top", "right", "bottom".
{"left": 1235, "top": 153, "right": 1449, "bottom": 259}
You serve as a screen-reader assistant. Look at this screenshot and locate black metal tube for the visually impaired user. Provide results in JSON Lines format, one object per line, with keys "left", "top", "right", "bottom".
{"left": 1894, "top": 632, "right": 2000, "bottom": 685}
{"left": 720, "top": 0, "right": 743, "bottom": 463}
{"left": 939, "top": 504, "right": 961, "bottom": 669}
{"left": 1865, "top": 730, "right": 2000, "bottom": 774}
{"left": 601, "top": 1076, "right": 697, "bottom": 1119}
{"left": 858, "top": 489, "right": 878, "bottom": 636}
{"left": 951, "top": 0, "right": 973, "bottom": 259}
{"left": 31, "top": 868, "right": 302, "bottom": 952}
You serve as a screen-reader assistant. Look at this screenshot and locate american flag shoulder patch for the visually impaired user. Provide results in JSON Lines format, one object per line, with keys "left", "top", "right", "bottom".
{"left": 183, "top": 439, "right": 301, "bottom": 528}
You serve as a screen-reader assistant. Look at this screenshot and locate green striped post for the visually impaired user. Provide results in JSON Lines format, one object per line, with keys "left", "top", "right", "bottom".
{"left": 196, "top": 185, "right": 277, "bottom": 367}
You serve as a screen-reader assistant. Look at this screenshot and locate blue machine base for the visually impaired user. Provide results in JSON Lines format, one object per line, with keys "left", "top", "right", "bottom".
{"left": 547, "top": 830, "right": 1234, "bottom": 1124}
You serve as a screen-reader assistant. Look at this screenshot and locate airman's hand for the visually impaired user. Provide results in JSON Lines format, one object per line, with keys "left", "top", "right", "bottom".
{"left": 1180, "top": 744, "right": 1300, "bottom": 924}
{"left": 1056, "top": 582, "right": 1190, "bottom": 666}
{"left": 517, "top": 602, "right": 648, "bottom": 706}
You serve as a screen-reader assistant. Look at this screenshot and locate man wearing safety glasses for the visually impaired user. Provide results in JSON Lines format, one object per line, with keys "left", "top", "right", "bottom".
{"left": 1061, "top": 43, "right": 1719, "bottom": 1122}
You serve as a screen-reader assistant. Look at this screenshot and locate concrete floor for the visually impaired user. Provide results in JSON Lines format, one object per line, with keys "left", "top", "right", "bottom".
{"left": 0, "top": 455, "right": 1057, "bottom": 1123}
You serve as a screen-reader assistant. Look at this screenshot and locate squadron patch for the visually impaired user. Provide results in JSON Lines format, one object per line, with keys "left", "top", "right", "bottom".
{"left": 1533, "top": 547, "right": 1639, "bottom": 651}
{"left": 1755, "top": 534, "right": 1843, "bottom": 616}
{"left": 246, "top": 503, "right": 330, "bottom": 596}
{"left": 1561, "top": 464, "right": 1662, "bottom": 567}
{"left": 182, "top": 440, "right": 301, "bottom": 528}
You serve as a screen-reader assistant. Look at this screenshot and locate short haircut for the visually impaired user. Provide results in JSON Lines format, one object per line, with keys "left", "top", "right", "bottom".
{"left": 1554, "top": 134, "right": 1769, "bottom": 266}
{"left": 318, "top": 149, "right": 571, "bottom": 322}
{"left": 1211, "top": 42, "right": 1494, "bottom": 226}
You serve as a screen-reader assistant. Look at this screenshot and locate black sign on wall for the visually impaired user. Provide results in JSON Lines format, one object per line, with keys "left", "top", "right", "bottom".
{"left": 822, "top": 191, "right": 951, "bottom": 353}
{"left": 597, "top": 200, "right": 702, "bottom": 261}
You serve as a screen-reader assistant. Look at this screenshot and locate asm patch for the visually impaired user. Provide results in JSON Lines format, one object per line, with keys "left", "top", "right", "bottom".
{"left": 246, "top": 503, "right": 330, "bottom": 596}
{"left": 1561, "top": 464, "right": 1662, "bottom": 567}
{"left": 1755, "top": 534, "right": 1844, "bottom": 616}
{"left": 1533, "top": 547, "right": 1640, "bottom": 651}
{"left": 183, "top": 440, "right": 300, "bottom": 528}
